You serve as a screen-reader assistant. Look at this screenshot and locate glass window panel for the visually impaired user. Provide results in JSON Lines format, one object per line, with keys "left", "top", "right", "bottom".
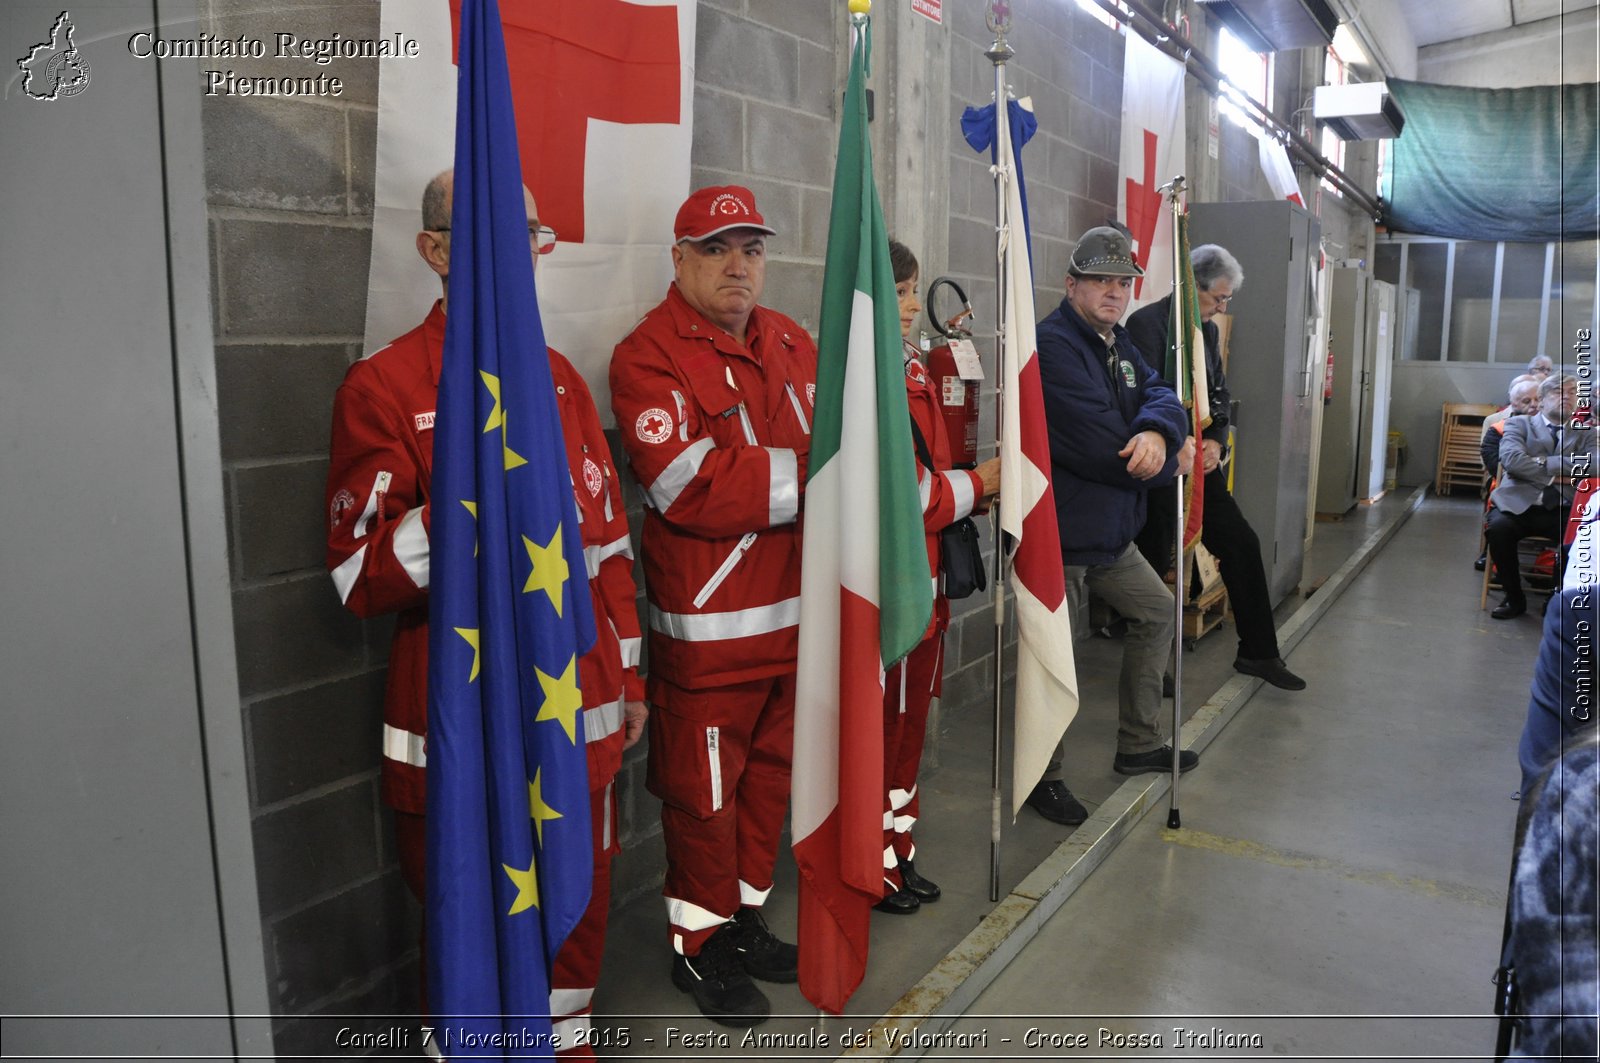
{"left": 1555, "top": 239, "right": 1598, "bottom": 379}
{"left": 1410, "top": 243, "right": 1449, "bottom": 361}
{"left": 1375, "top": 243, "right": 1401, "bottom": 286}
{"left": 1496, "top": 242, "right": 1549, "bottom": 367}
{"left": 1447, "top": 242, "right": 1496, "bottom": 362}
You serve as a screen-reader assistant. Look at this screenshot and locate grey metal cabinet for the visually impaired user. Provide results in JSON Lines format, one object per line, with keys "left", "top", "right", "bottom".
{"left": 1319, "top": 267, "right": 1370, "bottom": 514}
{"left": 1190, "top": 200, "right": 1322, "bottom": 607}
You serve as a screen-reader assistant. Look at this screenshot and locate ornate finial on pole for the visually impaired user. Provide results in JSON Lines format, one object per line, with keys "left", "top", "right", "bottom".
{"left": 1159, "top": 174, "right": 1187, "bottom": 202}
{"left": 847, "top": 0, "right": 871, "bottom": 11}
{"left": 985, "top": 0, "right": 1014, "bottom": 65}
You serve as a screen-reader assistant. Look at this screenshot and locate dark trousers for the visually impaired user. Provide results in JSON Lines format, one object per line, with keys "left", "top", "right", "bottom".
{"left": 1135, "top": 470, "right": 1280, "bottom": 661}
{"left": 1485, "top": 503, "right": 1565, "bottom": 604}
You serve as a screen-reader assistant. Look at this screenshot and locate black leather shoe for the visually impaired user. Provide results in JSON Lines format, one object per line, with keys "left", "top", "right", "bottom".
{"left": 1113, "top": 746, "right": 1199, "bottom": 775}
{"left": 898, "top": 858, "right": 941, "bottom": 902}
{"left": 1233, "top": 656, "right": 1308, "bottom": 691}
{"left": 1491, "top": 597, "right": 1527, "bottom": 620}
{"left": 672, "top": 924, "right": 770, "bottom": 1027}
{"left": 1024, "top": 780, "right": 1088, "bottom": 825}
{"left": 730, "top": 906, "right": 798, "bottom": 983}
{"left": 1162, "top": 673, "right": 1175, "bottom": 698}
{"left": 873, "top": 887, "right": 921, "bottom": 914}
{"left": 1474, "top": 554, "right": 1487, "bottom": 571}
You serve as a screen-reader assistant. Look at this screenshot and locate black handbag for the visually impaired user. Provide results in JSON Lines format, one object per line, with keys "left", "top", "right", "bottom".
{"left": 908, "top": 418, "right": 987, "bottom": 600}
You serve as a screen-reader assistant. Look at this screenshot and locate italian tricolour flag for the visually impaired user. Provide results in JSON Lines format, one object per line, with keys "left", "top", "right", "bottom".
{"left": 791, "top": 14, "right": 933, "bottom": 1017}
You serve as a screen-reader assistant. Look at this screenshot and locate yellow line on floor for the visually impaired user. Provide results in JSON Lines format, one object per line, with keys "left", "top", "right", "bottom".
{"left": 1159, "top": 827, "right": 1503, "bottom": 909}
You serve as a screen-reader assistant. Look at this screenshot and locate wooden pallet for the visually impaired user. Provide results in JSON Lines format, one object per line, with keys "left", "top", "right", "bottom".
{"left": 1436, "top": 403, "right": 1499, "bottom": 496}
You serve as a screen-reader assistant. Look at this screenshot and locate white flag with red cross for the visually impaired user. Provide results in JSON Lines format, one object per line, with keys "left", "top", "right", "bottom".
{"left": 1258, "top": 132, "right": 1306, "bottom": 206}
{"left": 1117, "top": 30, "right": 1185, "bottom": 315}
{"left": 364, "top": 0, "right": 696, "bottom": 425}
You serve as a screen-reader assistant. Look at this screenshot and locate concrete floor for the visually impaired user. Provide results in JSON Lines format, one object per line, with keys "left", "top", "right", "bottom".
{"left": 589, "top": 493, "right": 1537, "bottom": 1059}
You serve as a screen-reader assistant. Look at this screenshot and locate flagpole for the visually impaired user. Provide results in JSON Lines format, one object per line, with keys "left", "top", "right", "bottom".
{"left": 1161, "top": 175, "right": 1186, "bottom": 831}
{"left": 984, "top": 1, "right": 1014, "bottom": 904}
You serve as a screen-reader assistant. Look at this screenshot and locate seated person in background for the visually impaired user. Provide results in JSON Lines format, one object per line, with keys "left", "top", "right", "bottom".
{"left": 1483, "top": 376, "right": 1542, "bottom": 477}
{"left": 1476, "top": 375, "right": 1541, "bottom": 571}
{"left": 1485, "top": 374, "right": 1593, "bottom": 620}
{"left": 1129, "top": 243, "right": 1305, "bottom": 692}
{"left": 1527, "top": 354, "right": 1555, "bottom": 380}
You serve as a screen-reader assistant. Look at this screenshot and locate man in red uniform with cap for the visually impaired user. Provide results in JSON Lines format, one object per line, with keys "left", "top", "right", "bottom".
{"left": 324, "top": 170, "right": 646, "bottom": 1056}
{"left": 609, "top": 186, "right": 817, "bottom": 1027}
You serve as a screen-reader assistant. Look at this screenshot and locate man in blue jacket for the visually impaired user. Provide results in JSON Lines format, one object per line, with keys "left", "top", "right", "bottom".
{"left": 1024, "top": 226, "right": 1199, "bottom": 827}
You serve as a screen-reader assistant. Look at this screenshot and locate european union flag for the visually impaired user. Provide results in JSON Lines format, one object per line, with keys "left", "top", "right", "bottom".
{"left": 425, "top": 0, "right": 596, "bottom": 1055}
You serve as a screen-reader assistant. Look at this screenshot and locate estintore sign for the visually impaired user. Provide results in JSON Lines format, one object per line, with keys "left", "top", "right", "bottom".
{"left": 912, "top": 0, "right": 943, "bottom": 25}
{"left": 949, "top": 338, "right": 984, "bottom": 381}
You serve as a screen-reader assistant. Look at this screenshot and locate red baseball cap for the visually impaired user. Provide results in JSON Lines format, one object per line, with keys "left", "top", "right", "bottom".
{"left": 673, "top": 185, "right": 776, "bottom": 242}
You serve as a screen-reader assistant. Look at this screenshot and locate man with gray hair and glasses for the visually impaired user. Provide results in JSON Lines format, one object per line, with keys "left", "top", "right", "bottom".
{"left": 1486, "top": 373, "right": 1595, "bottom": 619}
{"left": 1130, "top": 243, "right": 1305, "bottom": 691}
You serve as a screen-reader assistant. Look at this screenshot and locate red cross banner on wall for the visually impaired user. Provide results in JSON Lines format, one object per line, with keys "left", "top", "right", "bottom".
{"left": 1118, "top": 31, "right": 1185, "bottom": 314}
{"left": 363, "top": 0, "right": 696, "bottom": 425}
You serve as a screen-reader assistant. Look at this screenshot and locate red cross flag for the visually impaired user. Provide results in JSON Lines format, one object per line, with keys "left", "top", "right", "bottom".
{"left": 1117, "top": 31, "right": 1185, "bottom": 314}
{"left": 363, "top": 0, "right": 695, "bottom": 423}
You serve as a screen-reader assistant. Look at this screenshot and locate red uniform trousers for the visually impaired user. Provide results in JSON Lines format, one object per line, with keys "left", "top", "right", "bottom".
{"left": 881, "top": 624, "right": 946, "bottom": 893}
{"left": 396, "top": 780, "right": 620, "bottom": 1059}
{"left": 646, "top": 672, "right": 796, "bottom": 957}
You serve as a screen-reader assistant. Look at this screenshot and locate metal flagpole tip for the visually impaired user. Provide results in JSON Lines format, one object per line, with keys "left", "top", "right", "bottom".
{"left": 848, "top": 0, "right": 871, "bottom": 13}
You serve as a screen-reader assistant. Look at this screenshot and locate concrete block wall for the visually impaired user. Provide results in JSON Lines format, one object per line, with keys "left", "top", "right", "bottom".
{"left": 197, "top": 0, "right": 1366, "bottom": 1054}
{"left": 197, "top": 0, "right": 406, "bottom": 1055}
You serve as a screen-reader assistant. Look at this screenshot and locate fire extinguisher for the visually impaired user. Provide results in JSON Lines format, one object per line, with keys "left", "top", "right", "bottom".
{"left": 924, "top": 276, "right": 983, "bottom": 468}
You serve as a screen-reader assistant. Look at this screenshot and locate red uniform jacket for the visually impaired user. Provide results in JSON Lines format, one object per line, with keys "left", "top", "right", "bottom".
{"left": 325, "top": 302, "right": 642, "bottom": 814}
{"left": 905, "top": 351, "right": 985, "bottom": 634}
{"left": 609, "top": 285, "right": 818, "bottom": 689}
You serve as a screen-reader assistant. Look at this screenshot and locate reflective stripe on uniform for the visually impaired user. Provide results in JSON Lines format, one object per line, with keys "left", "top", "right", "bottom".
{"left": 383, "top": 723, "right": 426, "bottom": 768}
{"left": 943, "top": 468, "right": 976, "bottom": 521}
{"left": 330, "top": 544, "right": 367, "bottom": 604}
{"left": 645, "top": 437, "right": 714, "bottom": 514}
{"left": 584, "top": 697, "right": 626, "bottom": 744}
{"left": 393, "top": 506, "right": 430, "bottom": 589}
{"left": 666, "top": 896, "right": 729, "bottom": 932}
{"left": 552, "top": 1015, "right": 590, "bottom": 1051}
{"left": 739, "top": 881, "right": 772, "bottom": 906}
{"left": 767, "top": 448, "right": 798, "bottom": 526}
{"left": 617, "top": 635, "right": 642, "bottom": 669}
{"left": 647, "top": 598, "right": 801, "bottom": 642}
{"left": 918, "top": 468, "right": 932, "bottom": 513}
{"left": 583, "top": 535, "right": 634, "bottom": 580}
{"left": 550, "top": 987, "right": 593, "bottom": 1015}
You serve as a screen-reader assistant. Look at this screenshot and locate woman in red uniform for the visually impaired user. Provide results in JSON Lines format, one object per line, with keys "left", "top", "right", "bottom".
{"left": 877, "top": 241, "right": 1001, "bottom": 913}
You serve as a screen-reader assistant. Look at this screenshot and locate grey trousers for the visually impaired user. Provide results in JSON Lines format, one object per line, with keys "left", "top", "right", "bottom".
{"left": 1044, "top": 542, "right": 1174, "bottom": 777}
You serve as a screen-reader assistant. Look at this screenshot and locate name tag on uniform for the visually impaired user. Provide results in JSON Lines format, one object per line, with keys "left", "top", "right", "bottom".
{"left": 414, "top": 411, "right": 436, "bottom": 431}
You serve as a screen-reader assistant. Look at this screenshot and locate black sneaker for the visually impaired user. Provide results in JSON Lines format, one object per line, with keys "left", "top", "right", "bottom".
{"left": 671, "top": 924, "right": 770, "bottom": 1028}
{"left": 1113, "top": 746, "right": 1199, "bottom": 775}
{"left": 1233, "top": 656, "right": 1307, "bottom": 690}
{"left": 1024, "top": 780, "right": 1088, "bottom": 825}
{"left": 730, "top": 906, "right": 798, "bottom": 983}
